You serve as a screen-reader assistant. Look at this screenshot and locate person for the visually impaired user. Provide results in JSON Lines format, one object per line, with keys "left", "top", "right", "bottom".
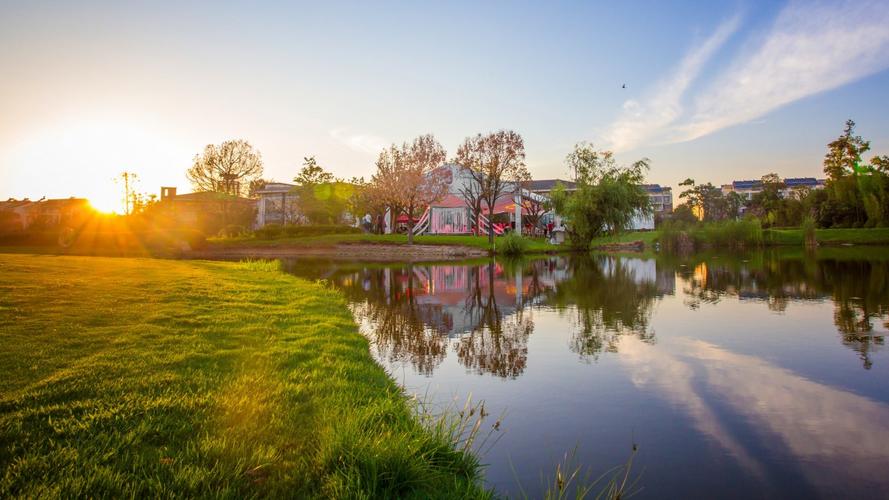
{"left": 546, "top": 221, "right": 554, "bottom": 238}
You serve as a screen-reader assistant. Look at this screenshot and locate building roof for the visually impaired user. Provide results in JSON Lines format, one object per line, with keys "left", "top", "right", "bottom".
{"left": 256, "top": 182, "right": 296, "bottom": 194}
{"left": 525, "top": 179, "right": 577, "bottom": 191}
{"left": 170, "top": 191, "right": 252, "bottom": 203}
{"left": 732, "top": 180, "right": 763, "bottom": 190}
{"left": 643, "top": 184, "right": 671, "bottom": 193}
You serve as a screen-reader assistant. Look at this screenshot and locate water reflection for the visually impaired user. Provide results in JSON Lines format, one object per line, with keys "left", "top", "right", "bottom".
{"left": 620, "top": 335, "right": 889, "bottom": 496}
{"left": 281, "top": 250, "right": 889, "bottom": 497}
{"left": 285, "top": 256, "right": 667, "bottom": 376}
{"left": 659, "top": 252, "right": 889, "bottom": 368}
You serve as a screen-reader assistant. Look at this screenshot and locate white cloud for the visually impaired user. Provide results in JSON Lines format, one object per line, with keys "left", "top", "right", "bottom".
{"left": 602, "top": 0, "right": 889, "bottom": 152}
{"left": 604, "top": 16, "right": 740, "bottom": 152}
{"left": 681, "top": 0, "right": 889, "bottom": 142}
{"left": 329, "top": 128, "right": 389, "bottom": 156}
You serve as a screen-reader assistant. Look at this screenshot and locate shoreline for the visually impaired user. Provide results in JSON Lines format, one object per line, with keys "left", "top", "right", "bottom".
{"left": 189, "top": 242, "right": 492, "bottom": 261}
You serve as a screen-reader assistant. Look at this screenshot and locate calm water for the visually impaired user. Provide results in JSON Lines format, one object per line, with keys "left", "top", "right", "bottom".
{"left": 283, "top": 249, "right": 889, "bottom": 499}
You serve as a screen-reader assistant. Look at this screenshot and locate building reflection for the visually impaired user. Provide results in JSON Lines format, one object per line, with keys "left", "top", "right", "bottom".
{"left": 284, "top": 256, "right": 666, "bottom": 376}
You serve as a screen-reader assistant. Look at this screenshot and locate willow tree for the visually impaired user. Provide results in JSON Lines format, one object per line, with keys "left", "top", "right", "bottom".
{"left": 187, "top": 139, "right": 263, "bottom": 197}
{"left": 552, "top": 143, "right": 650, "bottom": 247}
{"left": 455, "top": 130, "right": 529, "bottom": 244}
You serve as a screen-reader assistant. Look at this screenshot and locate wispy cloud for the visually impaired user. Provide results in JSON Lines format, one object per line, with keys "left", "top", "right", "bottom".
{"left": 329, "top": 128, "right": 389, "bottom": 155}
{"left": 604, "top": 0, "right": 889, "bottom": 152}
{"left": 604, "top": 16, "right": 740, "bottom": 152}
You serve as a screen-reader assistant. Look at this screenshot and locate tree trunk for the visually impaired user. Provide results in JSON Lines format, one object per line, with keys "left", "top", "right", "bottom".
{"left": 407, "top": 204, "right": 414, "bottom": 245}
{"left": 486, "top": 200, "right": 494, "bottom": 245}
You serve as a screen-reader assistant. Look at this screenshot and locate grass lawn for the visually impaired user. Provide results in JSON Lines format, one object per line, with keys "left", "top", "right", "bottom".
{"left": 0, "top": 254, "right": 488, "bottom": 498}
{"left": 210, "top": 232, "right": 563, "bottom": 254}
{"left": 591, "top": 227, "right": 889, "bottom": 248}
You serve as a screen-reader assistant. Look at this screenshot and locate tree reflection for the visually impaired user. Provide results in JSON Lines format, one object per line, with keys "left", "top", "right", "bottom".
{"left": 547, "top": 256, "right": 659, "bottom": 360}
{"left": 455, "top": 262, "right": 533, "bottom": 378}
{"left": 665, "top": 251, "right": 889, "bottom": 369}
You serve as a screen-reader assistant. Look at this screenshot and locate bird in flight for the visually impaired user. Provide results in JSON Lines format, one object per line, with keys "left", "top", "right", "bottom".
{"left": 622, "top": 83, "right": 626, "bottom": 89}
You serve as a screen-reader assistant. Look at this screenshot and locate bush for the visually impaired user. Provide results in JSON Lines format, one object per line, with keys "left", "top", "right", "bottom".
{"left": 253, "top": 224, "right": 362, "bottom": 240}
{"left": 495, "top": 232, "right": 529, "bottom": 255}
{"left": 802, "top": 216, "right": 817, "bottom": 248}
{"left": 219, "top": 224, "right": 247, "bottom": 238}
{"left": 254, "top": 223, "right": 283, "bottom": 239}
{"left": 281, "top": 224, "right": 361, "bottom": 238}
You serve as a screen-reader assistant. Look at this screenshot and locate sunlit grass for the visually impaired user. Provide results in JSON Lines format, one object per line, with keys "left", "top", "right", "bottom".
{"left": 0, "top": 254, "right": 488, "bottom": 498}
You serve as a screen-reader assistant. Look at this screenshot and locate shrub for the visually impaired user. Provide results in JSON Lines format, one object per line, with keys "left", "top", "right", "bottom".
{"left": 802, "top": 216, "right": 817, "bottom": 248}
{"left": 281, "top": 224, "right": 362, "bottom": 238}
{"left": 219, "top": 224, "right": 247, "bottom": 238}
{"left": 253, "top": 224, "right": 362, "bottom": 240}
{"left": 254, "top": 223, "right": 283, "bottom": 239}
{"left": 495, "top": 232, "right": 529, "bottom": 255}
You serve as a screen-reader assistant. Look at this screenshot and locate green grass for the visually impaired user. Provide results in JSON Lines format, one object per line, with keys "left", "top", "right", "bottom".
{"left": 588, "top": 231, "right": 659, "bottom": 248}
{"left": 591, "top": 227, "right": 889, "bottom": 249}
{"left": 0, "top": 254, "right": 489, "bottom": 498}
{"left": 210, "top": 232, "right": 563, "bottom": 254}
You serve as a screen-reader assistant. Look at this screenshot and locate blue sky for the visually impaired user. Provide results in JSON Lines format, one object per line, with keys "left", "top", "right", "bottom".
{"left": 1, "top": 0, "right": 888, "bottom": 210}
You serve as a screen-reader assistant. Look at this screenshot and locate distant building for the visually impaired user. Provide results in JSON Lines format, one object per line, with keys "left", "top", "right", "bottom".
{"left": 721, "top": 177, "right": 826, "bottom": 200}
{"left": 254, "top": 182, "right": 299, "bottom": 227}
{"left": 525, "top": 179, "right": 578, "bottom": 196}
{"left": 0, "top": 197, "right": 90, "bottom": 231}
{"left": 155, "top": 187, "right": 254, "bottom": 233}
{"left": 644, "top": 184, "right": 673, "bottom": 214}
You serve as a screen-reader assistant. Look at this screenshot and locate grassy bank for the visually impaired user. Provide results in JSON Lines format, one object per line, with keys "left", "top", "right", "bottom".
{"left": 0, "top": 254, "right": 488, "bottom": 498}
{"left": 210, "top": 232, "right": 562, "bottom": 254}
{"left": 591, "top": 227, "right": 889, "bottom": 249}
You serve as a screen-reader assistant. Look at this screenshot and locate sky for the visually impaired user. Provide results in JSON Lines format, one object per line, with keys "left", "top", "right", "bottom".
{"left": 2, "top": 0, "right": 889, "bottom": 212}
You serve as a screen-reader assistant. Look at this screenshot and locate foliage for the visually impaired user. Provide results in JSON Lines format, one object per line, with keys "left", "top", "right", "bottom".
{"left": 0, "top": 254, "right": 490, "bottom": 498}
{"left": 187, "top": 139, "right": 263, "bottom": 198}
{"left": 455, "top": 130, "right": 530, "bottom": 244}
{"left": 495, "top": 232, "right": 530, "bottom": 255}
{"left": 669, "top": 203, "right": 698, "bottom": 224}
{"left": 291, "top": 157, "right": 355, "bottom": 225}
{"left": 679, "top": 179, "right": 740, "bottom": 222}
{"left": 370, "top": 135, "right": 450, "bottom": 244}
{"left": 551, "top": 143, "right": 651, "bottom": 248}
{"left": 815, "top": 120, "right": 889, "bottom": 228}
{"left": 802, "top": 216, "right": 817, "bottom": 248}
{"left": 253, "top": 224, "right": 362, "bottom": 240}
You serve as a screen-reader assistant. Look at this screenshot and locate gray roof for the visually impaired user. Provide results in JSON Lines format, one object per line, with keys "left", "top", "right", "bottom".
{"left": 525, "top": 179, "right": 577, "bottom": 191}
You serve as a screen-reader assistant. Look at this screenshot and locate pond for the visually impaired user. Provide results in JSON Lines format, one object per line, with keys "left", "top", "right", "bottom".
{"left": 282, "top": 249, "right": 889, "bottom": 498}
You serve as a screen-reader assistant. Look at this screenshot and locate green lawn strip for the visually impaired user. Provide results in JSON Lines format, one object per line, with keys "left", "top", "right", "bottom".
{"left": 210, "top": 232, "right": 563, "bottom": 254}
{"left": 591, "top": 228, "right": 889, "bottom": 249}
{"left": 0, "top": 255, "right": 488, "bottom": 498}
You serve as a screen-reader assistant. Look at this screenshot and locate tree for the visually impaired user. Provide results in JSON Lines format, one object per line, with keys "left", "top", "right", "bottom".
{"left": 115, "top": 171, "right": 138, "bottom": 215}
{"left": 520, "top": 186, "right": 551, "bottom": 234}
{"left": 291, "top": 157, "right": 350, "bottom": 224}
{"left": 455, "top": 130, "right": 529, "bottom": 244}
{"left": 456, "top": 166, "right": 485, "bottom": 236}
{"left": 679, "top": 179, "right": 735, "bottom": 222}
{"left": 551, "top": 143, "right": 651, "bottom": 247}
{"left": 294, "top": 156, "right": 335, "bottom": 186}
{"left": 747, "top": 173, "right": 785, "bottom": 226}
{"left": 370, "top": 135, "right": 449, "bottom": 244}
{"left": 824, "top": 120, "right": 870, "bottom": 180}
{"left": 187, "top": 139, "right": 263, "bottom": 197}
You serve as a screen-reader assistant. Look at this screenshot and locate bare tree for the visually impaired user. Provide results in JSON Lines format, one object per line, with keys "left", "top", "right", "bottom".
{"left": 370, "top": 134, "right": 448, "bottom": 244}
{"left": 455, "top": 130, "right": 529, "bottom": 244}
{"left": 456, "top": 166, "right": 484, "bottom": 236}
{"left": 187, "top": 139, "right": 263, "bottom": 197}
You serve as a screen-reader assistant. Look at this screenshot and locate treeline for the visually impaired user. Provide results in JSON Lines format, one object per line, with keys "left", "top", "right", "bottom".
{"left": 673, "top": 120, "right": 889, "bottom": 229}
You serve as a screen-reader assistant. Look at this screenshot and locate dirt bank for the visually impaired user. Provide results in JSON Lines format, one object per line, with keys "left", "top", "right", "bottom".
{"left": 187, "top": 243, "right": 490, "bottom": 261}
